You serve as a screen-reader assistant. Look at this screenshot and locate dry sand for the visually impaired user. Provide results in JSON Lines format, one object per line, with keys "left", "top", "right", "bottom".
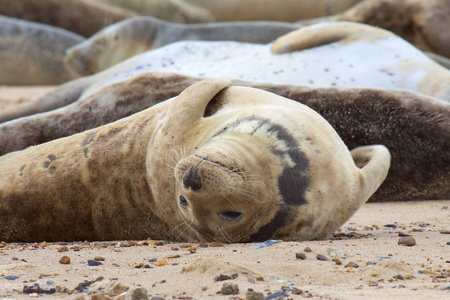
{"left": 0, "top": 201, "right": 448, "bottom": 300}
{"left": 0, "top": 87, "right": 449, "bottom": 299}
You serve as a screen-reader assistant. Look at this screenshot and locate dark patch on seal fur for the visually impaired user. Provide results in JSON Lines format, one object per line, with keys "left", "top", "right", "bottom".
{"left": 81, "top": 131, "right": 98, "bottom": 147}
{"left": 249, "top": 205, "right": 293, "bottom": 242}
{"left": 43, "top": 155, "right": 58, "bottom": 169}
{"left": 18, "top": 165, "right": 26, "bottom": 176}
{"left": 214, "top": 117, "right": 310, "bottom": 206}
{"left": 183, "top": 165, "right": 202, "bottom": 191}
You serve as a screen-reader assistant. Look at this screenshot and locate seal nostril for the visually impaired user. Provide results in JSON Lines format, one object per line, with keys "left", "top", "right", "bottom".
{"left": 179, "top": 195, "right": 188, "bottom": 207}
{"left": 220, "top": 211, "right": 242, "bottom": 219}
{"left": 183, "top": 165, "right": 202, "bottom": 191}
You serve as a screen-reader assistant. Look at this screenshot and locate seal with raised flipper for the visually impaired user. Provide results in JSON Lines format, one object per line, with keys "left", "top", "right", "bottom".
{"left": 64, "top": 17, "right": 301, "bottom": 76}
{"left": 0, "top": 79, "right": 390, "bottom": 242}
{"left": 297, "top": 0, "right": 450, "bottom": 59}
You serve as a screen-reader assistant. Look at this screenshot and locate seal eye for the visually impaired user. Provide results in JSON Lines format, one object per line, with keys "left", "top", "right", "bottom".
{"left": 179, "top": 195, "right": 188, "bottom": 207}
{"left": 220, "top": 211, "right": 242, "bottom": 219}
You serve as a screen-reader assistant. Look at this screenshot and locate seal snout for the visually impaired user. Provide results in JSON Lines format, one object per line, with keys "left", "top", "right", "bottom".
{"left": 182, "top": 165, "right": 202, "bottom": 191}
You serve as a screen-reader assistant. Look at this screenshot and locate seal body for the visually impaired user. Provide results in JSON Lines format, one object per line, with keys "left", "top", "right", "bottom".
{"left": 0, "top": 16, "right": 85, "bottom": 85}
{"left": 64, "top": 17, "right": 301, "bottom": 76}
{"left": 0, "top": 79, "right": 390, "bottom": 242}
{"left": 74, "top": 23, "right": 450, "bottom": 102}
{"left": 298, "top": 0, "right": 450, "bottom": 59}
{"left": 0, "top": 0, "right": 136, "bottom": 37}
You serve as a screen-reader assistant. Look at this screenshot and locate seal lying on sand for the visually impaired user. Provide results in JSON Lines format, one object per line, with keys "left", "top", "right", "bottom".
{"left": 65, "top": 17, "right": 301, "bottom": 76}
{"left": 0, "top": 0, "right": 136, "bottom": 37}
{"left": 0, "top": 72, "right": 448, "bottom": 202}
{"left": 0, "top": 16, "right": 85, "bottom": 85}
{"left": 298, "top": 0, "right": 450, "bottom": 59}
{"left": 0, "top": 79, "right": 390, "bottom": 242}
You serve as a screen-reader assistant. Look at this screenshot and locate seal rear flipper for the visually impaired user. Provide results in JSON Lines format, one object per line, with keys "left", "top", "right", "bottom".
{"left": 351, "top": 145, "right": 391, "bottom": 203}
{"left": 270, "top": 21, "right": 392, "bottom": 54}
{"left": 0, "top": 76, "right": 92, "bottom": 123}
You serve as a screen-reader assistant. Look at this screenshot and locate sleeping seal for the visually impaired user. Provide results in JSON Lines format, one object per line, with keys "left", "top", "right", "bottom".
{"left": 0, "top": 79, "right": 390, "bottom": 242}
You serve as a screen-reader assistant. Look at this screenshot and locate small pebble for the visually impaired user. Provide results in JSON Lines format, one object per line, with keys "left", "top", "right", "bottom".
{"left": 436, "top": 284, "right": 450, "bottom": 290}
{"left": 327, "top": 249, "right": 346, "bottom": 258}
{"left": 398, "top": 236, "right": 416, "bottom": 247}
{"left": 384, "top": 224, "right": 397, "bottom": 229}
{"left": 12, "top": 257, "right": 18, "bottom": 261}
{"left": 398, "top": 231, "right": 410, "bottom": 237}
{"left": 316, "top": 254, "right": 329, "bottom": 261}
{"left": 439, "top": 229, "right": 450, "bottom": 234}
{"left": 333, "top": 258, "right": 342, "bottom": 265}
{"left": 59, "top": 256, "right": 71, "bottom": 264}
{"left": 94, "top": 256, "right": 105, "bottom": 261}
{"left": 0, "top": 241, "right": 6, "bottom": 247}
{"left": 88, "top": 259, "right": 102, "bottom": 266}
{"left": 57, "top": 246, "right": 68, "bottom": 252}
{"left": 91, "top": 294, "right": 112, "bottom": 300}
{"left": 245, "top": 288, "right": 264, "bottom": 300}
{"left": 221, "top": 282, "right": 239, "bottom": 295}
{"left": 4, "top": 275, "right": 20, "bottom": 281}
{"left": 201, "top": 284, "right": 208, "bottom": 291}
{"left": 156, "top": 259, "right": 168, "bottom": 266}
{"left": 215, "top": 274, "right": 232, "bottom": 281}
{"left": 46, "top": 280, "right": 53, "bottom": 285}
{"left": 265, "top": 291, "right": 287, "bottom": 299}
{"left": 23, "top": 283, "right": 56, "bottom": 294}
{"left": 346, "top": 261, "right": 359, "bottom": 268}
{"left": 253, "top": 240, "right": 278, "bottom": 249}
{"left": 295, "top": 253, "right": 306, "bottom": 260}
{"left": 304, "top": 247, "right": 312, "bottom": 252}
{"left": 125, "top": 287, "right": 148, "bottom": 300}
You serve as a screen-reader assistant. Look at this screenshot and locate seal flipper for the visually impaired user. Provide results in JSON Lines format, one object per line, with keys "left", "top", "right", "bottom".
{"left": 270, "top": 21, "right": 392, "bottom": 54}
{"left": 0, "top": 76, "right": 92, "bottom": 123}
{"left": 351, "top": 145, "right": 391, "bottom": 204}
{"left": 163, "top": 79, "right": 232, "bottom": 129}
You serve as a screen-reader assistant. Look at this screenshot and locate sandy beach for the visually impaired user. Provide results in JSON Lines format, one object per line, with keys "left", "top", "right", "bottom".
{"left": 0, "top": 200, "right": 448, "bottom": 299}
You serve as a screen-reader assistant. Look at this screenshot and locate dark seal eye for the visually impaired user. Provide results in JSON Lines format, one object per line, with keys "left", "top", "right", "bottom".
{"left": 179, "top": 195, "right": 188, "bottom": 207}
{"left": 220, "top": 211, "right": 242, "bottom": 219}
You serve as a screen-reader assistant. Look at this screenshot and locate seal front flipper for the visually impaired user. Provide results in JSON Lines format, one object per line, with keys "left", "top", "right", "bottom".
{"left": 163, "top": 79, "right": 232, "bottom": 129}
{"left": 270, "top": 21, "right": 392, "bottom": 54}
{"left": 351, "top": 145, "right": 391, "bottom": 205}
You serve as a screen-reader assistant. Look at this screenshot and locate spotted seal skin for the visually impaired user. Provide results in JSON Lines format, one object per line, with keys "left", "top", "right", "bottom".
{"left": 0, "top": 16, "right": 85, "bottom": 85}
{"left": 53, "top": 22, "right": 450, "bottom": 120}
{"left": 297, "top": 0, "right": 450, "bottom": 59}
{"left": 64, "top": 17, "right": 301, "bottom": 76}
{"left": 0, "top": 79, "right": 390, "bottom": 242}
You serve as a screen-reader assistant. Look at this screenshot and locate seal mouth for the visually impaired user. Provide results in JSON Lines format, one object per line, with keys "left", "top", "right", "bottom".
{"left": 194, "top": 229, "right": 215, "bottom": 242}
